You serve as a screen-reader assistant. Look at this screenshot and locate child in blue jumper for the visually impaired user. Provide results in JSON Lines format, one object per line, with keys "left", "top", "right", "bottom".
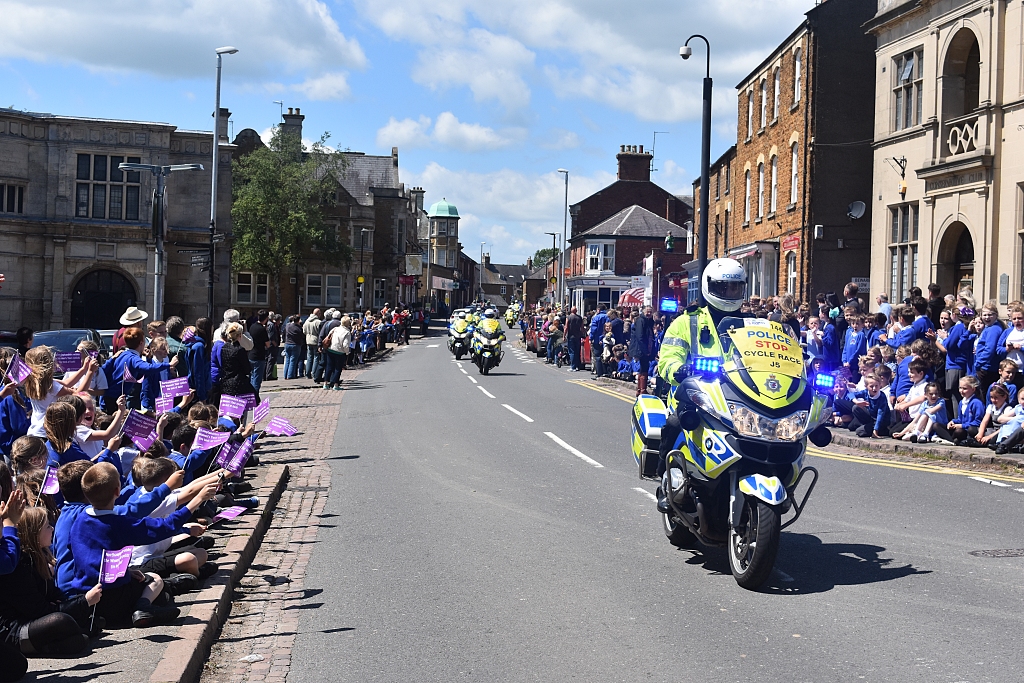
{"left": 842, "top": 314, "right": 867, "bottom": 382}
{"left": 67, "top": 462, "right": 217, "bottom": 627}
{"left": 0, "top": 469, "right": 29, "bottom": 681}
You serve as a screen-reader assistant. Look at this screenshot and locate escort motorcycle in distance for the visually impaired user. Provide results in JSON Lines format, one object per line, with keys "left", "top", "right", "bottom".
{"left": 472, "top": 326, "right": 504, "bottom": 375}
{"left": 631, "top": 317, "right": 831, "bottom": 589}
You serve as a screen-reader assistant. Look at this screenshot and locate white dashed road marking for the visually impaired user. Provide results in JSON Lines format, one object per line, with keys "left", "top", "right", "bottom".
{"left": 633, "top": 487, "right": 657, "bottom": 502}
{"left": 459, "top": 368, "right": 468, "bottom": 374}
{"left": 970, "top": 476, "right": 1013, "bottom": 488}
{"left": 502, "top": 404, "right": 534, "bottom": 422}
{"left": 544, "top": 432, "right": 604, "bottom": 468}
{"left": 478, "top": 386, "right": 496, "bottom": 399}
{"left": 468, "top": 376, "right": 478, "bottom": 384}
{"left": 427, "top": 344, "right": 439, "bottom": 348}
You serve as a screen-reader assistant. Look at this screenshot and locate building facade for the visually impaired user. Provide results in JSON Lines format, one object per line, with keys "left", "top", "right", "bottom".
{"left": 420, "top": 199, "right": 473, "bottom": 312}
{"left": 695, "top": 0, "right": 876, "bottom": 303}
{"left": 0, "top": 107, "right": 233, "bottom": 331}
{"left": 867, "top": 0, "right": 1024, "bottom": 307}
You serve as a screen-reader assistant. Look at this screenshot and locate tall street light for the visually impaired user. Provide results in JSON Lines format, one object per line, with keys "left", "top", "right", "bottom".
{"left": 120, "top": 162, "right": 203, "bottom": 319}
{"left": 208, "top": 45, "right": 238, "bottom": 319}
{"left": 682, "top": 35, "right": 711, "bottom": 305}
{"left": 557, "top": 168, "right": 568, "bottom": 308}
{"left": 545, "top": 231, "right": 557, "bottom": 304}
{"left": 358, "top": 227, "right": 371, "bottom": 309}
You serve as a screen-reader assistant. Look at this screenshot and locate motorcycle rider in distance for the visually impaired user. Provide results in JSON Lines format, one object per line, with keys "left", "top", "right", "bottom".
{"left": 655, "top": 258, "right": 749, "bottom": 513}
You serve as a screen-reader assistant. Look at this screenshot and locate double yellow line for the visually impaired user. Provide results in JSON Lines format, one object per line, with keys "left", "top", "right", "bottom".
{"left": 568, "top": 380, "right": 1024, "bottom": 484}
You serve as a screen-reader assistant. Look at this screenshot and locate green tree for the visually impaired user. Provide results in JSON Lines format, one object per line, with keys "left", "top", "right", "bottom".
{"left": 232, "top": 127, "right": 351, "bottom": 308}
{"left": 532, "top": 247, "right": 559, "bottom": 267}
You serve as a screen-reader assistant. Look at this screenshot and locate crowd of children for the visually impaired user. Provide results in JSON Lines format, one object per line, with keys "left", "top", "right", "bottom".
{"left": 0, "top": 309, "right": 285, "bottom": 682}
{"left": 820, "top": 287, "right": 1024, "bottom": 455}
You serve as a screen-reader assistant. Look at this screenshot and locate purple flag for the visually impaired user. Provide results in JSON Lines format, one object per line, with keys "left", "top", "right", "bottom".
{"left": 211, "top": 505, "right": 247, "bottom": 524}
{"left": 6, "top": 353, "right": 31, "bottom": 384}
{"left": 219, "top": 395, "right": 248, "bottom": 419}
{"left": 237, "top": 393, "right": 257, "bottom": 411}
{"left": 122, "top": 411, "right": 157, "bottom": 442}
{"left": 159, "top": 376, "right": 190, "bottom": 398}
{"left": 132, "top": 429, "right": 158, "bottom": 452}
{"left": 181, "top": 327, "right": 196, "bottom": 343}
{"left": 226, "top": 439, "right": 254, "bottom": 474}
{"left": 155, "top": 395, "right": 175, "bottom": 413}
{"left": 122, "top": 364, "right": 139, "bottom": 384}
{"left": 55, "top": 352, "right": 83, "bottom": 372}
{"left": 193, "top": 427, "right": 231, "bottom": 451}
{"left": 99, "top": 547, "right": 134, "bottom": 584}
{"left": 253, "top": 399, "right": 270, "bottom": 424}
{"left": 41, "top": 466, "right": 60, "bottom": 495}
{"left": 266, "top": 416, "right": 297, "bottom": 437}
{"left": 215, "top": 439, "right": 240, "bottom": 468}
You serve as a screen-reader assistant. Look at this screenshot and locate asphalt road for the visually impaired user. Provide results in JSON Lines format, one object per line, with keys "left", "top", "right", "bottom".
{"left": 290, "top": 328, "right": 1024, "bottom": 683}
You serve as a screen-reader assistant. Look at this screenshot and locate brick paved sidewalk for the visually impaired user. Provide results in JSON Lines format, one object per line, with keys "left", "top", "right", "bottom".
{"left": 199, "top": 372, "right": 360, "bottom": 683}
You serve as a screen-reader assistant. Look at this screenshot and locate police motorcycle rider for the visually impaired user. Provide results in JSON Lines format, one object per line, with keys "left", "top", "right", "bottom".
{"left": 448, "top": 311, "right": 472, "bottom": 357}
{"left": 472, "top": 308, "right": 506, "bottom": 370}
{"left": 654, "top": 258, "right": 749, "bottom": 513}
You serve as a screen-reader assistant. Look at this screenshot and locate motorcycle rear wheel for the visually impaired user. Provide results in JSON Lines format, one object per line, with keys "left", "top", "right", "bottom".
{"left": 727, "top": 498, "right": 781, "bottom": 590}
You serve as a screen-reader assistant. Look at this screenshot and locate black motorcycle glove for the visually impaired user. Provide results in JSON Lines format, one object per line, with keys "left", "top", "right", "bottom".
{"left": 673, "top": 366, "right": 688, "bottom": 384}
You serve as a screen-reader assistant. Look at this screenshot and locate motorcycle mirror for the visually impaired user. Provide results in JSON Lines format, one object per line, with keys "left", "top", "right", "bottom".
{"left": 808, "top": 425, "right": 832, "bottom": 448}
{"left": 678, "top": 410, "right": 701, "bottom": 431}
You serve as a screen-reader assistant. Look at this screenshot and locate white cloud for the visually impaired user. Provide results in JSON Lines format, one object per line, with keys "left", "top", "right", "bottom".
{"left": 403, "top": 162, "right": 616, "bottom": 262}
{"left": 0, "top": 0, "right": 366, "bottom": 83}
{"left": 656, "top": 159, "right": 693, "bottom": 195}
{"left": 541, "top": 128, "right": 582, "bottom": 150}
{"left": 354, "top": 0, "right": 811, "bottom": 122}
{"left": 374, "top": 112, "right": 523, "bottom": 152}
{"left": 290, "top": 72, "right": 351, "bottom": 101}
{"left": 376, "top": 116, "right": 433, "bottom": 149}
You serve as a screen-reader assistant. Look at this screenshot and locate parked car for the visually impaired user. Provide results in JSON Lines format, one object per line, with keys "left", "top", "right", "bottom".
{"left": 0, "top": 331, "right": 18, "bottom": 350}
{"left": 33, "top": 328, "right": 108, "bottom": 356}
{"left": 525, "top": 315, "right": 548, "bottom": 357}
{"left": 98, "top": 329, "right": 117, "bottom": 351}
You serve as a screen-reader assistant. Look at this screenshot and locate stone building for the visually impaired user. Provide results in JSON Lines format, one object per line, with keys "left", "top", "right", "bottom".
{"left": 420, "top": 198, "right": 474, "bottom": 312}
{"left": 696, "top": 0, "right": 877, "bottom": 303}
{"left": 230, "top": 108, "right": 423, "bottom": 317}
{"left": 866, "top": 0, "right": 1024, "bottom": 308}
{"left": 0, "top": 107, "right": 234, "bottom": 331}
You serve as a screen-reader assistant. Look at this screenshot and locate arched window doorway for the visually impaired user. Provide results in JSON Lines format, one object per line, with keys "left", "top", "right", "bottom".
{"left": 70, "top": 270, "right": 138, "bottom": 330}
{"left": 936, "top": 221, "right": 974, "bottom": 296}
{"left": 942, "top": 28, "right": 981, "bottom": 120}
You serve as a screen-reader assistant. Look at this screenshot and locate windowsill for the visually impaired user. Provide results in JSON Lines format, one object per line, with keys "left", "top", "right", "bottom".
{"left": 770, "top": 117, "right": 779, "bottom": 127}
{"left": 745, "top": 136, "right": 752, "bottom": 144}
{"left": 767, "top": 211, "right": 776, "bottom": 219}
{"left": 786, "top": 202, "right": 797, "bottom": 212}
{"left": 755, "top": 217, "right": 763, "bottom": 225}
{"left": 741, "top": 221, "right": 750, "bottom": 229}
{"left": 790, "top": 101, "right": 800, "bottom": 112}
{"left": 757, "top": 127, "right": 766, "bottom": 136}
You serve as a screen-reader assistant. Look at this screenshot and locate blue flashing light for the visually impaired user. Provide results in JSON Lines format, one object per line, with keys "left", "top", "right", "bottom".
{"left": 692, "top": 357, "right": 720, "bottom": 375}
{"left": 660, "top": 297, "right": 679, "bottom": 313}
{"left": 814, "top": 373, "right": 835, "bottom": 391}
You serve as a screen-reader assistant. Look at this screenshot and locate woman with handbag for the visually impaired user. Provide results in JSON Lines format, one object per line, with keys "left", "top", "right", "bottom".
{"left": 322, "top": 316, "right": 353, "bottom": 391}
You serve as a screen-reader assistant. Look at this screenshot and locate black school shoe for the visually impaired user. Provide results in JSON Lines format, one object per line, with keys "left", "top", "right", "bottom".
{"left": 198, "top": 562, "right": 219, "bottom": 582}
{"left": 162, "top": 573, "right": 198, "bottom": 596}
{"left": 132, "top": 600, "right": 180, "bottom": 628}
{"left": 191, "top": 535, "right": 215, "bottom": 550}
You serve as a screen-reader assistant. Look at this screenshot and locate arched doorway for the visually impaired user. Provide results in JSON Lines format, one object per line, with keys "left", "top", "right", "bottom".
{"left": 936, "top": 221, "right": 974, "bottom": 297}
{"left": 942, "top": 28, "right": 981, "bottom": 120}
{"left": 70, "top": 269, "right": 138, "bottom": 329}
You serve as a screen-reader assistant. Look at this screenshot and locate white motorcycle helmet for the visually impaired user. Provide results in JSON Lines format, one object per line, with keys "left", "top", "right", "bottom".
{"left": 484, "top": 308, "right": 497, "bottom": 318}
{"left": 457, "top": 311, "right": 467, "bottom": 319}
{"left": 701, "top": 258, "right": 747, "bottom": 312}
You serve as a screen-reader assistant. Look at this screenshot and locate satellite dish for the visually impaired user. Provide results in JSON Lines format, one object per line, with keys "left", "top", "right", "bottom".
{"left": 847, "top": 201, "right": 866, "bottom": 220}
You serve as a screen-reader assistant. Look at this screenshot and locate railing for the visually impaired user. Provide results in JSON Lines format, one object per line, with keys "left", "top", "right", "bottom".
{"left": 945, "top": 113, "right": 979, "bottom": 157}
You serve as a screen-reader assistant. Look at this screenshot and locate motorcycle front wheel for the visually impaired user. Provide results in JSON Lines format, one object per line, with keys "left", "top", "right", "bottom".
{"left": 727, "top": 497, "right": 781, "bottom": 590}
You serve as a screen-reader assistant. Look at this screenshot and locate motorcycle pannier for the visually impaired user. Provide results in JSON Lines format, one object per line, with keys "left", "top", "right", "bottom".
{"left": 631, "top": 394, "right": 669, "bottom": 479}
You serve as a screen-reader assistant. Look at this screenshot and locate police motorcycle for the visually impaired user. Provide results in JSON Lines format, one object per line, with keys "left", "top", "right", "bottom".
{"left": 631, "top": 263, "right": 832, "bottom": 590}
{"left": 471, "top": 309, "right": 505, "bottom": 375}
{"left": 448, "top": 312, "right": 473, "bottom": 360}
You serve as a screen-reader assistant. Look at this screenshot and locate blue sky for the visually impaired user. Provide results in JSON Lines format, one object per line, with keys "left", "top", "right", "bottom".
{"left": 1, "top": 0, "right": 815, "bottom": 264}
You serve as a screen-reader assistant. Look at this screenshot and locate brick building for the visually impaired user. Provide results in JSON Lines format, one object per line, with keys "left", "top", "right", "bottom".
{"left": 0, "top": 106, "right": 233, "bottom": 331}
{"left": 565, "top": 205, "right": 691, "bottom": 313}
{"left": 695, "top": 0, "right": 876, "bottom": 304}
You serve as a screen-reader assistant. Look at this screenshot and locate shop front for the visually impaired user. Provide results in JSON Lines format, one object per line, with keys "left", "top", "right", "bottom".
{"left": 567, "top": 276, "right": 630, "bottom": 313}
{"left": 729, "top": 241, "right": 779, "bottom": 299}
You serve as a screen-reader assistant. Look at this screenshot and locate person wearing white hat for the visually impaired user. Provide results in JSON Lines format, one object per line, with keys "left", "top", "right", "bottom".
{"left": 112, "top": 306, "right": 149, "bottom": 354}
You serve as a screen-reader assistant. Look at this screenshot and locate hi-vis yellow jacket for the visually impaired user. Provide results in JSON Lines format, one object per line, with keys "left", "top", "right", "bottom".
{"left": 657, "top": 306, "right": 725, "bottom": 393}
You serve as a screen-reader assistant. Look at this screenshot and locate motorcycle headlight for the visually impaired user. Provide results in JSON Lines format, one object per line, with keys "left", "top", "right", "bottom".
{"left": 727, "top": 402, "right": 808, "bottom": 442}
{"left": 686, "top": 389, "right": 730, "bottom": 422}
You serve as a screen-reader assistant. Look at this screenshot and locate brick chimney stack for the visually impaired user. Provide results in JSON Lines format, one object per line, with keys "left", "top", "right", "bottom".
{"left": 526, "top": 257, "right": 533, "bottom": 269}
{"left": 483, "top": 253, "right": 491, "bottom": 268}
{"left": 616, "top": 144, "right": 652, "bottom": 182}
{"left": 216, "top": 108, "right": 231, "bottom": 143}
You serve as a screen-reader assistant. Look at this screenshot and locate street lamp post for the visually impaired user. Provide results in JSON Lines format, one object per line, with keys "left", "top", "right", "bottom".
{"left": 120, "top": 162, "right": 203, "bottom": 320}
{"left": 358, "top": 228, "right": 370, "bottom": 309}
{"left": 209, "top": 46, "right": 238, "bottom": 319}
{"left": 682, "top": 35, "right": 712, "bottom": 305}
{"left": 544, "top": 231, "right": 557, "bottom": 305}
{"left": 557, "top": 169, "right": 568, "bottom": 308}
{"left": 479, "top": 242, "right": 486, "bottom": 302}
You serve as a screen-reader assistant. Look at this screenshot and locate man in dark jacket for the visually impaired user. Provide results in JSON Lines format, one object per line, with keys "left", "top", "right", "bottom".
{"left": 589, "top": 304, "right": 609, "bottom": 376}
{"left": 629, "top": 306, "right": 655, "bottom": 395}
{"left": 248, "top": 310, "right": 271, "bottom": 394}
{"left": 565, "top": 307, "right": 585, "bottom": 372}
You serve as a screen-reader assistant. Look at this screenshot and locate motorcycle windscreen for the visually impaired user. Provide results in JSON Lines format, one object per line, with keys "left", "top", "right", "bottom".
{"left": 718, "top": 317, "right": 806, "bottom": 409}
